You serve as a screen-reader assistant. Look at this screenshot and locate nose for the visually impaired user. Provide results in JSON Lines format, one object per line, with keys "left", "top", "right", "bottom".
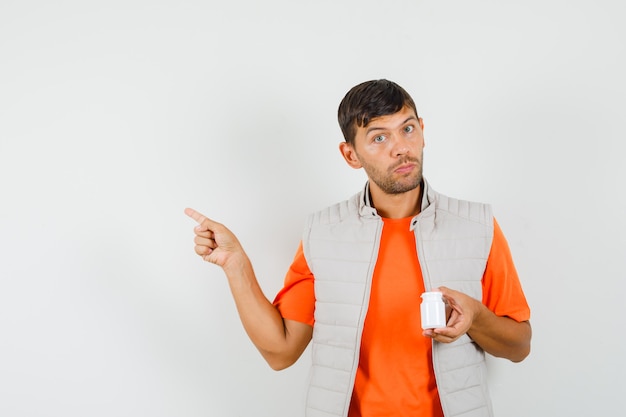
{"left": 391, "top": 134, "right": 410, "bottom": 157}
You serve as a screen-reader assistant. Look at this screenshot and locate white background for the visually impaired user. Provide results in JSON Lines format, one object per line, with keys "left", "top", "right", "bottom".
{"left": 1, "top": 1, "right": 625, "bottom": 416}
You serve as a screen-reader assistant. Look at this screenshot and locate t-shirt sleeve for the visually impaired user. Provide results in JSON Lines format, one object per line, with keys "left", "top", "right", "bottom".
{"left": 481, "top": 218, "right": 531, "bottom": 322}
{"left": 272, "top": 241, "right": 315, "bottom": 326}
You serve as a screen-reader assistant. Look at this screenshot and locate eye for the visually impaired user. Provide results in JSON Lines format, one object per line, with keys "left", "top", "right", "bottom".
{"left": 373, "top": 135, "right": 386, "bottom": 143}
{"left": 404, "top": 125, "right": 414, "bottom": 134}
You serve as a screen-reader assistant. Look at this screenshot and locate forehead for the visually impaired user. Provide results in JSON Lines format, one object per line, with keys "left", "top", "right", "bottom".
{"left": 361, "top": 106, "right": 418, "bottom": 131}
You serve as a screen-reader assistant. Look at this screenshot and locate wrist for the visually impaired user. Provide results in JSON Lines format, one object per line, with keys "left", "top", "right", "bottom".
{"left": 223, "top": 252, "right": 252, "bottom": 278}
{"left": 469, "top": 298, "right": 488, "bottom": 332}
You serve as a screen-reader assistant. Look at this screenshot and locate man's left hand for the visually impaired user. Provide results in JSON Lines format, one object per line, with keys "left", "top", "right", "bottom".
{"left": 423, "top": 286, "right": 484, "bottom": 343}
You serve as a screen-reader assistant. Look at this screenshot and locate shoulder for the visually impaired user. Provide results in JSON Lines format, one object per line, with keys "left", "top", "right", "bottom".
{"left": 306, "top": 189, "right": 363, "bottom": 227}
{"left": 426, "top": 182, "right": 493, "bottom": 227}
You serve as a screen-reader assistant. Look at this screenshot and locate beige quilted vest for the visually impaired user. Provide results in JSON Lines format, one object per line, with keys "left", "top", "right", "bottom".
{"left": 302, "top": 179, "right": 494, "bottom": 417}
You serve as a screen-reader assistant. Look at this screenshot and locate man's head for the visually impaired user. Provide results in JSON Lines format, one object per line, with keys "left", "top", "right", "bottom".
{"left": 338, "top": 79, "right": 419, "bottom": 146}
{"left": 338, "top": 80, "right": 425, "bottom": 197}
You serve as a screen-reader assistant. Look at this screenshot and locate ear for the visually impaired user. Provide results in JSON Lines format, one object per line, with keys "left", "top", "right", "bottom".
{"left": 339, "top": 142, "right": 362, "bottom": 169}
{"left": 419, "top": 117, "right": 426, "bottom": 147}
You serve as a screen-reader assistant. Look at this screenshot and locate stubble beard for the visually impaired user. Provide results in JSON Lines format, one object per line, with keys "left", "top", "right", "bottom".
{"left": 361, "top": 154, "right": 424, "bottom": 195}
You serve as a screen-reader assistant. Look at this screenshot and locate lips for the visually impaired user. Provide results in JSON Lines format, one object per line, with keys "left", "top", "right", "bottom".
{"left": 393, "top": 163, "right": 416, "bottom": 174}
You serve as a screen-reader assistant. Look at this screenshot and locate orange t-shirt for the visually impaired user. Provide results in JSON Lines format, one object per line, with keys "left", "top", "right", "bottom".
{"left": 273, "top": 217, "right": 530, "bottom": 417}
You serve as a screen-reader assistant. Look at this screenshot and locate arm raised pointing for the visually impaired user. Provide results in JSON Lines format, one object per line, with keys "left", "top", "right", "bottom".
{"left": 184, "top": 208, "right": 312, "bottom": 370}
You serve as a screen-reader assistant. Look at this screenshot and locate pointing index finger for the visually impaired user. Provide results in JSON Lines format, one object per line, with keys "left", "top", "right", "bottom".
{"left": 184, "top": 208, "right": 223, "bottom": 234}
{"left": 184, "top": 207, "right": 208, "bottom": 225}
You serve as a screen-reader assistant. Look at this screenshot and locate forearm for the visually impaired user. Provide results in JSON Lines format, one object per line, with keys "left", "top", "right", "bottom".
{"left": 223, "top": 255, "right": 311, "bottom": 369}
{"left": 468, "top": 303, "right": 532, "bottom": 362}
{"left": 184, "top": 209, "right": 311, "bottom": 369}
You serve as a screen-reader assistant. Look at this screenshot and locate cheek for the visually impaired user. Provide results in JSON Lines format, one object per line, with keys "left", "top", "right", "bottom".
{"left": 362, "top": 142, "right": 391, "bottom": 156}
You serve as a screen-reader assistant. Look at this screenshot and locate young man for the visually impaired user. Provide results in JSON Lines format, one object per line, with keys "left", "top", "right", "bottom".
{"left": 185, "top": 79, "right": 531, "bottom": 417}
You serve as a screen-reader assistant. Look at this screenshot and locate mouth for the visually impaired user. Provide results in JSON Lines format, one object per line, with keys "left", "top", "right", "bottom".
{"left": 393, "top": 163, "right": 416, "bottom": 175}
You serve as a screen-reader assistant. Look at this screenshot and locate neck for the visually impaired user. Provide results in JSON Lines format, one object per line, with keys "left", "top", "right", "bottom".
{"left": 369, "top": 182, "right": 423, "bottom": 219}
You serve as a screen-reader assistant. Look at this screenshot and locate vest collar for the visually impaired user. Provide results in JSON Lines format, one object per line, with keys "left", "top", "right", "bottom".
{"left": 358, "top": 178, "right": 436, "bottom": 221}
{"left": 358, "top": 182, "right": 379, "bottom": 218}
{"left": 421, "top": 178, "right": 436, "bottom": 212}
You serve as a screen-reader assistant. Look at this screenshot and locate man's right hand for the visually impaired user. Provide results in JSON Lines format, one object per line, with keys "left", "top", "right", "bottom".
{"left": 184, "top": 207, "right": 313, "bottom": 370}
{"left": 184, "top": 207, "right": 245, "bottom": 270}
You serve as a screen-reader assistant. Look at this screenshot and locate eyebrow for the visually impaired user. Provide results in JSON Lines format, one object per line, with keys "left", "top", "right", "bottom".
{"left": 365, "top": 116, "right": 417, "bottom": 135}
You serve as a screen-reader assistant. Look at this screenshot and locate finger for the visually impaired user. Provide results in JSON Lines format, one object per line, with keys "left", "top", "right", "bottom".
{"left": 184, "top": 207, "right": 216, "bottom": 227}
{"left": 432, "top": 327, "right": 459, "bottom": 343}
{"left": 184, "top": 208, "right": 225, "bottom": 234}
{"left": 193, "top": 228, "right": 214, "bottom": 239}
{"left": 433, "top": 334, "right": 457, "bottom": 344}
{"left": 194, "top": 243, "right": 216, "bottom": 257}
{"left": 184, "top": 207, "right": 206, "bottom": 223}
{"left": 195, "top": 236, "right": 217, "bottom": 249}
{"left": 436, "top": 286, "right": 455, "bottom": 303}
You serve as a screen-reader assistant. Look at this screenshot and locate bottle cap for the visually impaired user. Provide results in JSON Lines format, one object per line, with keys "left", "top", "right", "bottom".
{"left": 421, "top": 291, "right": 443, "bottom": 300}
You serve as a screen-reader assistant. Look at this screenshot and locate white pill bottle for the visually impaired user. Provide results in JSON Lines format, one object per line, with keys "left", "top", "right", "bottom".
{"left": 420, "top": 291, "right": 447, "bottom": 329}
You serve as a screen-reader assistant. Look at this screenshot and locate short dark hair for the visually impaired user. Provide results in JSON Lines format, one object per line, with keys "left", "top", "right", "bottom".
{"left": 338, "top": 79, "right": 419, "bottom": 145}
